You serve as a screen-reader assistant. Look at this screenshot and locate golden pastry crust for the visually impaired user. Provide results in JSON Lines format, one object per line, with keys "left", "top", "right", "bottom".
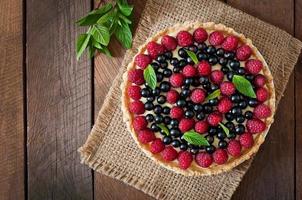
{"left": 120, "top": 22, "right": 275, "bottom": 176}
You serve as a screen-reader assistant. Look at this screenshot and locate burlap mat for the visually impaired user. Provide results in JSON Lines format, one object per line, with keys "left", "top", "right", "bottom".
{"left": 79, "top": 0, "right": 302, "bottom": 199}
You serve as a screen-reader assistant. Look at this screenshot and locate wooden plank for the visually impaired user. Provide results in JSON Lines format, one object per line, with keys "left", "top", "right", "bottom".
{"left": 0, "top": 0, "right": 24, "bottom": 199}
{"left": 227, "top": 0, "right": 296, "bottom": 199}
{"left": 26, "top": 0, "right": 93, "bottom": 199}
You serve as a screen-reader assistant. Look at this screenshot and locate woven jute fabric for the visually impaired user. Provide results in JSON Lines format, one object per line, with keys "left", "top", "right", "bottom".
{"left": 79, "top": 0, "right": 302, "bottom": 199}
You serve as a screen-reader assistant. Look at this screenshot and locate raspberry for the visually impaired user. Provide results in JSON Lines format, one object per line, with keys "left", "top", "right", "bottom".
{"left": 245, "top": 59, "right": 263, "bottom": 75}
{"left": 213, "top": 149, "right": 228, "bottom": 165}
{"left": 220, "top": 81, "right": 236, "bottom": 96}
{"left": 227, "top": 140, "right": 242, "bottom": 157}
{"left": 190, "top": 88, "right": 206, "bottom": 103}
{"left": 127, "top": 85, "right": 141, "bottom": 100}
{"left": 138, "top": 129, "right": 156, "bottom": 144}
{"left": 193, "top": 28, "right": 208, "bottom": 42}
{"left": 197, "top": 60, "right": 211, "bottom": 76}
{"left": 239, "top": 132, "right": 254, "bottom": 148}
{"left": 179, "top": 118, "right": 195, "bottom": 132}
{"left": 236, "top": 45, "right": 252, "bottom": 61}
{"left": 256, "top": 87, "right": 269, "bottom": 102}
{"left": 195, "top": 152, "right": 213, "bottom": 168}
{"left": 146, "top": 41, "right": 165, "bottom": 58}
{"left": 129, "top": 101, "right": 145, "bottom": 114}
{"left": 178, "top": 151, "right": 193, "bottom": 169}
{"left": 209, "top": 31, "right": 224, "bottom": 46}
{"left": 254, "top": 104, "right": 272, "bottom": 119}
{"left": 176, "top": 31, "right": 193, "bottom": 47}
{"left": 207, "top": 112, "right": 222, "bottom": 126}
{"left": 254, "top": 74, "right": 267, "bottom": 87}
{"left": 194, "top": 120, "right": 209, "bottom": 134}
{"left": 161, "top": 146, "right": 178, "bottom": 161}
{"left": 167, "top": 90, "right": 180, "bottom": 104}
{"left": 128, "top": 69, "right": 145, "bottom": 85}
{"left": 222, "top": 36, "right": 239, "bottom": 51}
{"left": 170, "top": 73, "right": 184, "bottom": 87}
{"left": 150, "top": 139, "right": 165, "bottom": 154}
{"left": 133, "top": 116, "right": 147, "bottom": 131}
{"left": 218, "top": 97, "right": 233, "bottom": 114}
{"left": 161, "top": 35, "right": 177, "bottom": 51}
{"left": 210, "top": 70, "right": 224, "bottom": 85}
{"left": 183, "top": 65, "right": 197, "bottom": 77}
{"left": 170, "top": 106, "right": 184, "bottom": 119}
{"left": 247, "top": 118, "right": 266, "bottom": 134}
{"left": 134, "top": 54, "right": 151, "bottom": 69}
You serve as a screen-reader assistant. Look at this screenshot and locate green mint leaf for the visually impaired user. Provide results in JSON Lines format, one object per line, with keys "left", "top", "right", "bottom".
{"left": 114, "top": 21, "right": 132, "bottom": 48}
{"left": 184, "top": 50, "right": 198, "bottom": 64}
{"left": 117, "top": 0, "right": 133, "bottom": 16}
{"left": 157, "top": 124, "right": 169, "bottom": 136}
{"left": 219, "top": 123, "right": 230, "bottom": 137}
{"left": 88, "top": 44, "right": 96, "bottom": 59}
{"left": 118, "top": 13, "right": 132, "bottom": 24}
{"left": 182, "top": 130, "right": 210, "bottom": 146}
{"left": 143, "top": 65, "right": 157, "bottom": 89}
{"left": 232, "top": 75, "right": 256, "bottom": 98}
{"left": 205, "top": 89, "right": 221, "bottom": 101}
{"left": 97, "top": 9, "right": 115, "bottom": 24}
{"left": 76, "top": 33, "right": 91, "bottom": 60}
{"left": 91, "top": 38, "right": 103, "bottom": 49}
{"left": 91, "top": 25, "right": 110, "bottom": 46}
{"left": 94, "top": 3, "right": 113, "bottom": 15}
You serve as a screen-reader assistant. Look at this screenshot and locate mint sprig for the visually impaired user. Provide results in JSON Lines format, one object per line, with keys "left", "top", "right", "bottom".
{"left": 205, "top": 89, "right": 221, "bottom": 102}
{"left": 143, "top": 65, "right": 157, "bottom": 89}
{"left": 219, "top": 122, "right": 230, "bottom": 137}
{"left": 232, "top": 75, "right": 256, "bottom": 98}
{"left": 185, "top": 50, "right": 198, "bottom": 64}
{"left": 157, "top": 124, "right": 170, "bottom": 136}
{"left": 182, "top": 130, "right": 210, "bottom": 146}
{"left": 76, "top": 0, "right": 133, "bottom": 60}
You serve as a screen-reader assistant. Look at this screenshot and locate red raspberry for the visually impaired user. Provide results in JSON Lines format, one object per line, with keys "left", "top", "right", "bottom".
{"left": 170, "top": 106, "right": 184, "bottom": 119}
{"left": 254, "top": 104, "right": 272, "bottom": 119}
{"left": 170, "top": 73, "right": 184, "bottom": 87}
{"left": 150, "top": 138, "right": 165, "bottom": 154}
{"left": 207, "top": 112, "right": 223, "bottom": 126}
{"left": 218, "top": 97, "right": 233, "bottom": 114}
{"left": 179, "top": 118, "right": 195, "bottom": 132}
{"left": 190, "top": 88, "right": 206, "bottom": 103}
{"left": 128, "top": 69, "right": 144, "bottom": 85}
{"left": 146, "top": 41, "right": 165, "bottom": 58}
{"left": 133, "top": 116, "right": 147, "bottom": 131}
{"left": 138, "top": 129, "right": 155, "bottom": 144}
{"left": 256, "top": 87, "right": 269, "bottom": 102}
{"left": 127, "top": 85, "right": 141, "bottom": 100}
{"left": 220, "top": 81, "right": 236, "bottom": 96}
{"left": 236, "top": 45, "right": 252, "bottom": 61}
{"left": 213, "top": 149, "right": 228, "bottom": 165}
{"left": 176, "top": 31, "right": 193, "bottom": 47}
{"left": 134, "top": 54, "right": 151, "bottom": 69}
{"left": 195, "top": 152, "right": 213, "bottom": 168}
{"left": 227, "top": 140, "right": 242, "bottom": 157}
{"left": 197, "top": 60, "right": 211, "bottom": 76}
{"left": 209, "top": 31, "right": 224, "bottom": 46}
{"left": 193, "top": 28, "right": 208, "bottom": 42}
{"left": 161, "top": 146, "right": 178, "bottom": 161}
{"left": 194, "top": 120, "right": 209, "bottom": 134}
{"left": 239, "top": 132, "right": 254, "bottom": 148}
{"left": 247, "top": 118, "right": 266, "bottom": 134}
{"left": 245, "top": 59, "right": 263, "bottom": 75}
{"left": 254, "top": 74, "right": 267, "bottom": 87}
{"left": 161, "top": 35, "right": 177, "bottom": 51}
{"left": 167, "top": 90, "right": 180, "bottom": 104}
{"left": 129, "top": 101, "right": 145, "bottom": 114}
{"left": 183, "top": 65, "right": 197, "bottom": 77}
{"left": 178, "top": 151, "right": 193, "bottom": 169}
{"left": 210, "top": 70, "right": 224, "bottom": 85}
{"left": 222, "top": 36, "right": 239, "bottom": 51}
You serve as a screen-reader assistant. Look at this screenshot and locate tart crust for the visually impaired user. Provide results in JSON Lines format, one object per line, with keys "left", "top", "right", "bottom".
{"left": 121, "top": 22, "right": 276, "bottom": 176}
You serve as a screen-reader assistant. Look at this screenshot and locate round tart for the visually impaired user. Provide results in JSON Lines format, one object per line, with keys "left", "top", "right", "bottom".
{"left": 121, "top": 22, "right": 275, "bottom": 176}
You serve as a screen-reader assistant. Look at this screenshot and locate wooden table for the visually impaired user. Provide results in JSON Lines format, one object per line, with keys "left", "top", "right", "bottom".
{"left": 0, "top": 0, "right": 301, "bottom": 199}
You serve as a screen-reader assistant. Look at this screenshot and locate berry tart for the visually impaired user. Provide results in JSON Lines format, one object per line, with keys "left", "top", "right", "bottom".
{"left": 121, "top": 22, "right": 275, "bottom": 176}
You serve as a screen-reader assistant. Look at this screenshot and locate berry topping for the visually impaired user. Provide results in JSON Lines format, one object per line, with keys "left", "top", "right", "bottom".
{"left": 218, "top": 97, "right": 233, "bottom": 114}
{"left": 197, "top": 60, "right": 211, "bottom": 76}
{"left": 195, "top": 152, "right": 213, "bottom": 168}
{"left": 127, "top": 85, "right": 141, "bottom": 100}
{"left": 150, "top": 139, "right": 165, "bottom": 154}
{"left": 247, "top": 118, "right": 266, "bottom": 133}
{"left": 178, "top": 151, "right": 193, "bottom": 169}
{"left": 239, "top": 132, "right": 254, "bottom": 148}
{"left": 134, "top": 54, "right": 151, "bottom": 69}
{"left": 183, "top": 65, "right": 197, "bottom": 77}
{"left": 193, "top": 28, "right": 208, "bottom": 42}
{"left": 190, "top": 88, "right": 206, "bottom": 103}
{"left": 245, "top": 59, "right": 263, "bottom": 75}
{"left": 179, "top": 118, "right": 195, "bottom": 132}
{"left": 128, "top": 69, "right": 144, "bottom": 85}
{"left": 236, "top": 45, "right": 252, "bottom": 61}
{"left": 167, "top": 90, "right": 180, "bottom": 104}
{"left": 220, "top": 81, "right": 236, "bottom": 96}
{"left": 213, "top": 149, "right": 228, "bottom": 165}
{"left": 170, "top": 73, "right": 184, "bottom": 87}
{"left": 254, "top": 74, "right": 267, "bottom": 87}
{"left": 129, "top": 101, "right": 145, "bottom": 114}
{"left": 176, "top": 31, "right": 193, "bottom": 47}
{"left": 161, "top": 146, "right": 178, "bottom": 161}
{"left": 147, "top": 41, "right": 165, "bottom": 58}
{"left": 222, "top": 36, "right": 239, "bottom": 51}
{"left": 133, "top": 116, "right": 147, "bottom": 131}
{"left": 195, "top": 120, "right": 209, "bottom": 134}
{"left": 210, "top": 70, "right": 224, "bottom": 85}
{"left": 254, "top": 104, "right": 272, "bottom": 119}
{"left": 138, "top": 129, "right": 156, "bottom": 144}
{"left": 256, "top": 87, "right": 269, "bottom": 102}
{"left": 161, "top": 35, "right": 177, "bottom": 50}
{"left": 209, "top": 31, "right": 224, "bottom": 46}
{"left": 227, "top": 140, "right": 242, "bottom": 157}
{"left": 170, "top": 106, "right": 184, "bottom": 119}
{"left": 207, "top": 112, "right": 223, "bottom": 126}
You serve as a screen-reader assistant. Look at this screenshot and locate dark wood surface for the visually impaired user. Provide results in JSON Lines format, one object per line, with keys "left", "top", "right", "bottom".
{"left": 0, "top": 0, "right": 301, "bottom": 199}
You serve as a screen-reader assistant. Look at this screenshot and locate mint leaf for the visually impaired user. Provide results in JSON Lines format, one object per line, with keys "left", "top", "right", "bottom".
{"left": 205, "top": 89, "right": 221, "bottom": 101}
{"left": 219, "top": 123, "right": 230, "bottom": 137}
{"left": 182, "top": 130, "right": 210, "bottom": 146}
{"left": 115, "top": 21, "right": 132, "bottom": 48}
{"left": 185, "top": 50, "right": 198, "bottom": 64}
{"left": 143, "top": 65, "right": 157, "bottom": 89}
{"left": 76, "top": 33, "right": 91, "bottom": 60}
{"left": 232, "top": 75, "right": 256, "bottom": 98}
{"left": 157, "top": 124, "right": 169, "bottom": 136}
{"left": 97, "top": 9, "right": 115, "bottom": 25}
{"left": 118, "top": 13, "right": 132, "bottom": 24}
{"left": 94, "top": 3, "right": 113, "bottom": 15}
{"left": 91, "top": 38, "right": 103, "bottom": 49}
{"left": 88, "top": 43, "right": 95, "bottom": 58}
{"left": 117, "top": 0, "right": 133, "bottom": 16}
{"left": 91, "top": 25, "right": 110, "bottom": 46}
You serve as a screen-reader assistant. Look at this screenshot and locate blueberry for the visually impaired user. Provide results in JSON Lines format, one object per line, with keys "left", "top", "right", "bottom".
{"left": 208, "top": 127, "right": 217, "bottom": 136}
{"left": 163, "top": 69, "right": 172, "bottom": 77}
{"left": 239, "top": 100, "right": 248, "bottom": 109}
{"left": 146, "top": 114, "right": 154, "bottom": 122}
{"left": 152, "top": 87, "right": 160, "bottom": 96}
{"left": 141, "top": 88, "right": 151, "bottom": 97}
{"left": 205, "top": 145, "right": 216, "bottom": 154}
{"left": 181, "top": 85, "right": 190, "bottom": 90}
{"left": 197, "top": 52, "right": 208, "bottom": 61}
{"left": 216, "top": 48, "right": 225, "bottom": 57}
{"left": 147, "top": 96, "right": 155, "bottom": 102}
{"left": 217, "top": 131, "right": 226, "bottom": 140}
{"left": 178, "top": 48, "right": 187, "bottom": 58}
{"left": 170, "top": 57, "right": 179, "bottom": 66}
{"left": 202, "top": 82, "right": 211, "bottom": 91}
{"left": 187, "top": 57, "right": 194, "bottom": 65}
{"left": 245, "top": 111, "right": 253, "bottom": 119}
{"left": 224, "top": 51, "right": 235, "bottom": 59}
{"left": 151, "top": 123, "right": 160, "bottom": 131}
{"left": 209, "top": 98, "right": 218, "bottom": 106}
{"left": 227, "top": 72, "right": 234, "bottom": 81}
{"left": 208, "top": 56, "right": 218, "bottom": 65}
{"left": 248, "top": 99, "right": 258, "bottom": 107}
{"left": 196, "top": 112, "right": 205, "bottom": 120}
{"left": 156, "top": 55, "right": 166, "bottom": 63}
{"left": 180, "top": 89, "right": 191, "bottom": 98}
{"left": 173, "top": 66, "right": 181, "bottom": 73}
{"left": 172, "top": 140, "right": 181, "bottom": 148}
{"left": 180, "top": 143, "right": 188, "bottom": 151}
{"left": 186, "top": 101, "right": 194, "bottom": 109}
{"left": 176, "top": 99, "right": 186, "bottom": 107}
{"left": 219, "top": 57, "right": 228, "bottom": 66}
{"left": 235, "top": 124, "right": 245, "bottom": 135}
{"left": 151, "top": 62, "right": 160, "bottom": 70}
{"left": 188, "top": 45, "right": 198, "bottom": 53}
{"left": 170, "top": 119, "right": 179, "bottom": 127}
{"left": 193, "top": 104, "right": 203, "bottom": 112}
{"left": 160, "top": 61, "right": 168, "bottom": 69}
{"left": 159, "top": 81, "right": 170, "bottom": 92}
{"left": 163, "top": 116, "right": 171, "bottom": 124}
{"left": 228, "top": 132, "right": 236, "bottom": 139}
{"left": 206, "top": 135, "right": 214, "bottom": 144}
{"left": 228, "top": 60, "right": 240, "bottom": 70}
{"left": 218, "top": 140, "right": 228, "bottom": 149}
{"left": 170, "top": 128, "right": 181, "bottom": 137}
{"left": 199, "top": 76, "right": 209, "bottom": 84}
{"left": 145, "top": 102, "right": 154, "bottom": 110}
{"left": 211, "top": 84, "right": 219, "bottom": 91}
{"left": 154, "top": 105, "right": 162, "bottom": 114}
{"left": 154, "top": 115, "right": 163, "bottom": 123}
{"left": 203, "top": 105, "right": 213, "bottom": 113}
{"left": 225, "top": 112, "right": 234, "bottom": 121}
{"left": 192, "top": 78, "right": 201, "bottom": 87}
{"left": 163, "top": 136, "right": 172, "bottom": 145}
{"left": 206, "top": 45, "right": 216, "bottom": 54}
{"left": 225, "top": 121, "right": 235, "bottom": 131}
{"left": 185, "top": 78, "right": 194, "bottom": 86}
{"left": 162, "top": 106, "right": 170, "bottom": 115}
{"left": 236, "top": 115, "right": 245, "bottom": 123}
{"left": 197, "top": 42, "right": 207, "bottom": 50}
{"left": 185, "top": 110, "right": 194, "bottom": 118}
{"left": 231, "top": 94, "right": 241, "bottom": 103}
{"left": 164, "top": 51, "right": 173, "bottom": 59}
{"left": 190, "top": 146, "right": 200, "bottom": 154}
{"left": 178, "top": 59, "right": 187, "bottom": 67}
{"left": 231, "top": 107, "right": 242, "bottom": 116}
{"left": 157, "top": 95, "right": 166, "bottom": 104}
{"left": 237, "top": 67, "right": 246, "bottom": 75}
{"left": 245, "top": 74, "right": 254, "bottom": 81}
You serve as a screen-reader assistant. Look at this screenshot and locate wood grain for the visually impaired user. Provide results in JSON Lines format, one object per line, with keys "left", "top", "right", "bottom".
{"left": 26, "top": 0, "right": 93, "bottom": 199}
{"left": 0, "top": 0, "right": 24, "bottom": 199}
{"left": 228, "top": 0, "right": 296, "bottom": 199}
